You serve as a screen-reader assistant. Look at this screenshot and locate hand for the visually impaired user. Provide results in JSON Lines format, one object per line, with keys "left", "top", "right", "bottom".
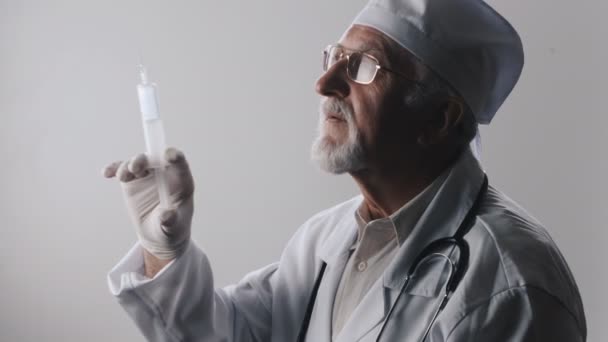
{"left": 103, "top": 147, "right": 195, "bottom": 260}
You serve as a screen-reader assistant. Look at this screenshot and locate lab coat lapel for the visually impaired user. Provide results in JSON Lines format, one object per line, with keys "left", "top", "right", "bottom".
{"left": 312, "top": 206, "right": 360, "bottom": 342}
{"left": 333, "top": 277, "right": 386, "bottom": 342}
{"left": 384, "top": 148, "right": 485, "bottom": 291}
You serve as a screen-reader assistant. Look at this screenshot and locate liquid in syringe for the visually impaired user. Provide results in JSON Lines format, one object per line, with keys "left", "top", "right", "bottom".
{"left": 137, "top": 65, "right": 170, "bottom": 208}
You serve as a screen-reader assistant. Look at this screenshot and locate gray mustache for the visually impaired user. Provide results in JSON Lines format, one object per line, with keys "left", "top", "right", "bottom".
{"left": 321, "top": 99, "right": 353, "bottom": 121}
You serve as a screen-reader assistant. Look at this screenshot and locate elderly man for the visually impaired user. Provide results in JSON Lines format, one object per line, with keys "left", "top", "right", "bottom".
{"left": 104, "top": 0, "right": 586, "bottom": 341}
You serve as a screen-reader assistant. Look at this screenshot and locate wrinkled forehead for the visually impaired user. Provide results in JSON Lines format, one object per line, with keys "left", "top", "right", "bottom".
{"left": 338, "top": 25, "right": 386, "bottom": 54}
{"left": 339, "top": 24, "right": 426, "bottom": 76}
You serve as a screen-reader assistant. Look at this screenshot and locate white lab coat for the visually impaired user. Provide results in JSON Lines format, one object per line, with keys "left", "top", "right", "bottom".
{"left": 108, "top": 149, "right": 586, "bottom": 341}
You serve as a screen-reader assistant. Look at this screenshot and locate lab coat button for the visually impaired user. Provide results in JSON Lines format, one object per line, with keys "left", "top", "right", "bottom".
{"left": 357, "top": 261, "right": 367, "bottom": 272}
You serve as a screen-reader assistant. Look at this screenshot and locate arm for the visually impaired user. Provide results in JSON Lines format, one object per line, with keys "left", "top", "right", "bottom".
{"left": 104, "top": 149, "right": 275, "bottom": 341}
{"left": 445, "top": 286, "right": 585, "bottom": 342}
{"left": 143, "top": 249, "right": 171, "bottom": 278}
{"left": 108, "top": 240, "right": 276, "bottom": 342}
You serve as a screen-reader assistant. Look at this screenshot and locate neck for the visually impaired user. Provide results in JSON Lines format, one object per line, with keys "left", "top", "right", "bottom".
{"left": 350, "top": 152, "right": 456, "bottom": 221}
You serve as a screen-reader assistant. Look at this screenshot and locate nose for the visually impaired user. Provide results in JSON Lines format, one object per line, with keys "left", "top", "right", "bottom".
{"left": 315, "top": 61, "right": 350, "bottom": 99}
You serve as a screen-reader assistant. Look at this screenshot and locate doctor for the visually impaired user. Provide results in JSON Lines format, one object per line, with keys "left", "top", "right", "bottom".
{"left": 104, "top": 0, "right": 586, "bottom": 341}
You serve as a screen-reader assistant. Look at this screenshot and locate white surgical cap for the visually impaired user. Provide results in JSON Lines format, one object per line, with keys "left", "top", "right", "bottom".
{"left": 351, "top": 0, "right": 524, "bottom": 124}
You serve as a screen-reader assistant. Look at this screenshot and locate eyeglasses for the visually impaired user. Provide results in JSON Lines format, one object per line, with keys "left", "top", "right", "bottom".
{"left": 322, "top": 44, "right": 426, "bottom": 86}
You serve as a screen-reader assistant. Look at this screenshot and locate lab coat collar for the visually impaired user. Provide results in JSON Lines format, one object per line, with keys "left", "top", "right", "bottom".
{"left": 383, "top": 147, "right": 485, "bottom": 290}
{"left": 389, "top": 169, "right": 448, "bottom": 246}
{"left": 318, "top": 200, "right": 361, "bottom": 266}
{"left": 353, "top": 170, "right": 446, "bottom": 248}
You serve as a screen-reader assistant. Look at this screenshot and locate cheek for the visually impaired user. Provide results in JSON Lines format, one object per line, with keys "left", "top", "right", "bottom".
{"left": 356, "top": 84, "right": 400, "bottom": 143}
{"left": 374, "top": 85, "right": 423, "bottom": 146}
{"left": 349, "top": 76, "right": 411, "bottom": 148}
{"left": 352, "top": 92, "right": 382, "bottom": 145}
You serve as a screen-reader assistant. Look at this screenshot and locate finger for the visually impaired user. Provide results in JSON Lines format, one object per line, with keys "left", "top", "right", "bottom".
{"left": 164, "top": 147, "right": 195, "bottom": 196}
{"left": 165, "top": 147, "right": 187, "bottom": 165}
{"left": 128, "top": 153, "right": 150, "bottom": 178}
{"left": 116, "top": 161, "right": 136, "bottom": 182}
{"left": 102, "top": 161, "right": 122, "bottom": 178}
{"left": 160, "top": 208, "right": 178, "bottom": 227}
{"left": 165, "top": 147, "right": 192, "bottom": 176}
{"left": 159, "top": 208, "right": 179, "bottom": 236}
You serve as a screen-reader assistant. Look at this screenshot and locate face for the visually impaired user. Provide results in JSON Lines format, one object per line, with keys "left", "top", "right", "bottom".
{"left": 311, "top": 25, "right": 429, "bottom": 174}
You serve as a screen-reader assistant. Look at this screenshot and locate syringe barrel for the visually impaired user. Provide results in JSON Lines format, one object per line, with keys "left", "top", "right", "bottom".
{"left": 137, "top": 83, "right": 166, "bottom": 167}
{"left": 136, "top": 66, "right": 170, "bottom": 208}
{"left": 145, "top": 118, "right": 170, "bottom": 208}
{"left": 137, "top": 84, "right": 160, "bottom": 121}
{"left": 142, "top": 118, "right": 167, "bottom": 168}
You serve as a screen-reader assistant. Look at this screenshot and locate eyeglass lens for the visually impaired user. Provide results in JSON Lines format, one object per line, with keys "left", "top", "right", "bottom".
{"left": 323, "top": 46, "right": 379, "bottom": 84}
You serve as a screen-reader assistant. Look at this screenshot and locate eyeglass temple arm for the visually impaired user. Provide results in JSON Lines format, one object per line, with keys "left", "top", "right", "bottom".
{"left": 378, "top": 65, "right": 427, "bottom": 88}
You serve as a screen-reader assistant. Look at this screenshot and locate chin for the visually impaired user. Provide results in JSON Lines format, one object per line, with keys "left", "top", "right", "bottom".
{"left": 320, "top": 127, "right": 348, "bottom": 144}
{"left": 310, "top": 135, "right": 367, "bottom": 174}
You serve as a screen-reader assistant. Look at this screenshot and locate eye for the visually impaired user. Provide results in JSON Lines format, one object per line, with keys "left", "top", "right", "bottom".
{"left": 348, "top": 53, "right": 379, "bottom": 84}
{"left": 333, "top": 50, "right": 344, "bottom": 64}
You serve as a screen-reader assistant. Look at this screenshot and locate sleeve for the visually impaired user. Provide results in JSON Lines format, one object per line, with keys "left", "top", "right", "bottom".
{"left": 107, "top": 239, "right": 277, "bottom": 342}
{"left": 444, "top": 286, "right": 585, "bottom": 342}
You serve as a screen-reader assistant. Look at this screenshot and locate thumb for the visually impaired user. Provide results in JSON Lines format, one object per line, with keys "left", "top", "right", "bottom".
{"left": 159, "top": 208, "right": 179, "bottom": 236}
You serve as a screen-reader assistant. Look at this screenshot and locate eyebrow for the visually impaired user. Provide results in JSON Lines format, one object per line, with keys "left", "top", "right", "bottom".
{"left": 360, "top": 43, "right": 384, "bottom": 55}
{"left": 336, "top": 43, "right": 386, "bottom": 65}
{"left": 336, "top": 42, "right": 383, "bottom": 54}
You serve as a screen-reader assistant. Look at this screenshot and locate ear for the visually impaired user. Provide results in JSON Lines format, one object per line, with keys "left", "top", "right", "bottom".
{"left": 417, "top": 96, "right": 465, "bottom": 146}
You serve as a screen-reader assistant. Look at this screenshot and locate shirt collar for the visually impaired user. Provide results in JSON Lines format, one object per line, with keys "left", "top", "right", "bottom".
{"left": 354, "top": 169, "right": 449, "bottom": 246}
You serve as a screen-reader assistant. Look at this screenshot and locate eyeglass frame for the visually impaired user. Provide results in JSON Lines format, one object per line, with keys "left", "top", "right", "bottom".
{"left": 322, "top": 44, "right": 427, "bottom": 87}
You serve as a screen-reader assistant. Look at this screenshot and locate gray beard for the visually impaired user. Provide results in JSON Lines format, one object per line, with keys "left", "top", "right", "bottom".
{"left": 310, "top": 100, "right": 367, "bottom": 174}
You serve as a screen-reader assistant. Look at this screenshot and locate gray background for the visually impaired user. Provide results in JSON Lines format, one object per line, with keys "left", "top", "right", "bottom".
{"left": 0, "top": 0, "right": 605, "bottom": 341}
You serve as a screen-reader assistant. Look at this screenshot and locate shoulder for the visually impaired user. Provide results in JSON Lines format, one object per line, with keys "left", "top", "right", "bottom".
{"left": 269, "top": 196, "right": 362, "bottom": 306}
{"left": 472, "top": 185, "right": 574, "bottom": 290}
{"left": 273, "top": 195, "right": 362, "bottom": 271}
{"left": 445, "top": 285, "right": 586, "bottom": 341}
{"left": 455, "top": 185, "right": 586, "bottom": 335}
{"left": 304, "top": 195, "right": 363, "bottom": 227}
{"left": 287, "top": 195, "right": 363, "bottom": 248}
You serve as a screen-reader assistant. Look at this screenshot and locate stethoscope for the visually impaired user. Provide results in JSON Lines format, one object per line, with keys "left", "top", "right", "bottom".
{"left": 296, "top": 175, "right": 488, "bottom": 342}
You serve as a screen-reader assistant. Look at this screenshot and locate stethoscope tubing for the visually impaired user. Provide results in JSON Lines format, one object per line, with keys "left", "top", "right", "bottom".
{"left": 375, "top": 246, "right": 459, "bottom": 342}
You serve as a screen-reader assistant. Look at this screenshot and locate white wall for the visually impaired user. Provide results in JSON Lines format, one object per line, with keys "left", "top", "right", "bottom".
{"left": 0, "top": 0, "right": 604, "bottom": 341}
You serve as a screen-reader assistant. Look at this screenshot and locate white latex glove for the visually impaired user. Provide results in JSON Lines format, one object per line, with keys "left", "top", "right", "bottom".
{"left": 103, "top": 147, "right": 195, "bottom": 260}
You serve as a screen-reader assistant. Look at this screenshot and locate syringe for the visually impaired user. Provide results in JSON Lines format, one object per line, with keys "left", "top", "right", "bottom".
{"left": 137, "top": 65, "right": 170, "bottom": 208}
